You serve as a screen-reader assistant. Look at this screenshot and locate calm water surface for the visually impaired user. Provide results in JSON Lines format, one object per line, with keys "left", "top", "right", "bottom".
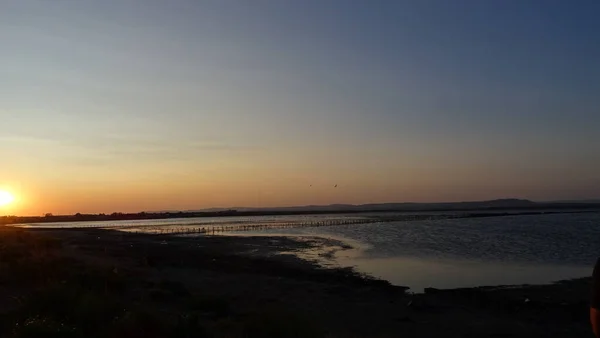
{"left": 16, "top": 211, "right": 600, "bottom": 292}
{"left": 228, "top": 212, "right": 600, "bottom": 292}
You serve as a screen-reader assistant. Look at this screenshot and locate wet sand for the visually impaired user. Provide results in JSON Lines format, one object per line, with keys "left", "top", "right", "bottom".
{"left": 0, "top": 227, "right": 594, "bottom": 337}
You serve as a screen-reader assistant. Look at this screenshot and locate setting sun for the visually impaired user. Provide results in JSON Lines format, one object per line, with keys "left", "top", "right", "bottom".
{"left": 0, "top": 191, "right": 15, "bottom": 207}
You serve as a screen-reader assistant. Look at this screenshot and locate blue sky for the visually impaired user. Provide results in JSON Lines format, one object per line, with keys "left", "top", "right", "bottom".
{"left": 1, "top": 0, "right": 599, "bottom": 214}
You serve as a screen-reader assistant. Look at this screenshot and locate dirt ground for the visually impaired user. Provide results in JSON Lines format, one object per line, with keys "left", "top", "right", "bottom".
{"left": 0, "top": 227, "right": 594, "bottom": 337}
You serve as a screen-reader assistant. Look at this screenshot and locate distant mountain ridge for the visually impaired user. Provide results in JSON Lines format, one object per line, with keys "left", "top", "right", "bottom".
{"left": 186, "top": 198, "right": 541, "bottom": 213}
{"left": 6, "top": 199, "right": 599, "bottom": 226}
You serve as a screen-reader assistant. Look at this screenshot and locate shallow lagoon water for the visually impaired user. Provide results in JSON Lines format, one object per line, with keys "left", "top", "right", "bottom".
{"left": 16, "top": 211, "right": 600, "bottom": 292}
{"left": 227, "top": 212, "right": 600, "bottom": 292}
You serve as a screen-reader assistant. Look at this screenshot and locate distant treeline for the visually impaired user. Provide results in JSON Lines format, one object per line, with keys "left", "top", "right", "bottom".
{"left": 1, "top": 210, "right": 238, "bottom": 225}
{"left": 1, "top": 201, "right": 600, "bottom": 225}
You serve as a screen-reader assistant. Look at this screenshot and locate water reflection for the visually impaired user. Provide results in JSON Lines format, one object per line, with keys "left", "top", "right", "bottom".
{"left": 228, "top": 213, "right": 600, "bottom": 291}
{"left": 334, "top": 254, "right": 591, "bottom": 293}
{"left": 16, "top": 212, "right": 600, "bottom": 291}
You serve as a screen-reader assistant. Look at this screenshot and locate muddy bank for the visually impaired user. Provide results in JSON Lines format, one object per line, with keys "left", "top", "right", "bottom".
{"left": 0, "top": 227, "right": 594, "bottom": 337}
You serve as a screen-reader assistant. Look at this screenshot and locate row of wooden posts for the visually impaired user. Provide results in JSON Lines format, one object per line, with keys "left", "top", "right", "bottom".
{"left": 77, "top": 213, "right": 460, "bottom": 235}
{"left": 131, "top": 218, "right": 388, "bottom": 235}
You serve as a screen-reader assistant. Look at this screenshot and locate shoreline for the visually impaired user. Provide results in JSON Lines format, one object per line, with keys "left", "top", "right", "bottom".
{"left": 4, "top": 207, "right": 600, "bottom": 226}
{"left": 0, "top": 226, "right": 594, "bottom": 337}
{"left": 223, "top": 230, "right": 592, "bottom": 294}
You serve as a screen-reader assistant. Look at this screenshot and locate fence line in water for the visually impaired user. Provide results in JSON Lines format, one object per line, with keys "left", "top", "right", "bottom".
{"left": 119, "top": 213, "right": 470, "bottom": 235}
{"left": 128, "top": 217, "right": 400, "bottom": 235}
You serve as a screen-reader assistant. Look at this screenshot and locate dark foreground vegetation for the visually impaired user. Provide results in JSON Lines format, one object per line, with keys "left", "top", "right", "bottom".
{"left": 0, "top": 226, "right": 594, "bottom": 337}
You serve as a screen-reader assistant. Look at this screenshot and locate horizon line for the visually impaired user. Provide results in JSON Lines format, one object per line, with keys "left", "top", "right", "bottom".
{"left": 4, "top": 198, "right": 600, "bottom": 218}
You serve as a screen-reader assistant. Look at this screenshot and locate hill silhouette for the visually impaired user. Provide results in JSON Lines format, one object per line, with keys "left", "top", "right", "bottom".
{"left": 3, "top": 199, "right": 600, "bottom": 225}
{"left": 188, "top": 198, "right": 537, "bottom": 213}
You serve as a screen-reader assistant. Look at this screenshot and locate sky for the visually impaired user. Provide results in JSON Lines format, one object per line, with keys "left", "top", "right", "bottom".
{"left": 1, "top": 0, "right": 599, "bottom": 215}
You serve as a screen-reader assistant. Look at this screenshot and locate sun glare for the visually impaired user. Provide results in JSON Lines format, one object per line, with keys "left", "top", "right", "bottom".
{"left": 0, "top": 190, "right": 15, "bottom": 207}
